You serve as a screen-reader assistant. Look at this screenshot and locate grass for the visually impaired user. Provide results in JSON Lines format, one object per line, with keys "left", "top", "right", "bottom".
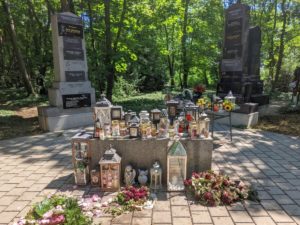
{"left": 0, "top": 87, "right": 47, "bottom": 140}
{"left": 113, "top": 92, "right": 166, "bottom": 112}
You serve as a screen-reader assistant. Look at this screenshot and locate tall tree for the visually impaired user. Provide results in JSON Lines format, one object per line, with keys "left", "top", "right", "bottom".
{"left": 181, "top": 0, "right": 190, "bottom": 88}
{"left": 1, "top": 0, "right": 36, "bottom": 96}
{"left": 104, "top": 0, "right": 114, "bottom": 101}
{"left": 274, "top": 0, "right": 290, "bottom": 90}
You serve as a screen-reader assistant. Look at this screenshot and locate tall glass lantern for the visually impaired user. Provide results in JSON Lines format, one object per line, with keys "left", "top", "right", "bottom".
{"left": 99, "top": 145, "right": 121, "bottom": 192}
{"left": 150, "top": 161, "right": 162, "bottom": 191}
{"left": 94, "top": 94, "right": 112, "bottom": 127}
{"left": 167, "top": 141, "right": 187, "bottom": 191}
{"left": 150, "top": 109, "right": 161, "bottom": 129}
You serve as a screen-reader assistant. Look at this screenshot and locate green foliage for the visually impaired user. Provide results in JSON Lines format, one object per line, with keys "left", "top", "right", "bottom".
{"left": 113, "top": 76, "right": 139, "bottom": 98}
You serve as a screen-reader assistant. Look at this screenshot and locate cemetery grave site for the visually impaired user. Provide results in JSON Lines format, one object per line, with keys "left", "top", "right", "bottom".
{"left": 0, "top": 0, "right": 299, "bottom": 225}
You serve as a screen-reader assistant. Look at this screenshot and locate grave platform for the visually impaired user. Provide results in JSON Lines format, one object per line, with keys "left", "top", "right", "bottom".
{"left": 38, "top": 106, "right": 94, "bottom": 131}
{"left": 88, "top": 138, "right": 213, "bottom": 184}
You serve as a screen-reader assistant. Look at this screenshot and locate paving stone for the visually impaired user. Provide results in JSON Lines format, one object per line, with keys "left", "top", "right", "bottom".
{"left": 153, "top": 200, "right": 170, "bottom": 211}
{"left": 0, "top": 196, "right": 17, "bottom": 206}
{"left": 226, "top": 202, "right": 245, "bottom": 211}
{"left": 245, "top": 204, "right": 269, "bottom": 217}
{"left": 261, "top": 200, "right": 282, "bottom": 210}
{"left": 5, "top": 201, "right": 29, "bottom": 212}
{"left": 170, "top": 195, "right": 188, "bottom": 206}
{"left": 189, "top": 203, "right": 208, "bottom": 211}
{"left": 131, "top": 217, "right": 151, "bottom": 225}
{"left": 92, "top": 217, "right": 112, "bottom": 225}
{"left": 17, "top": 192, "right": 39, "bottom": 201}
{"left": 0, "top": 184, "right": 16, "bottom": 192}
{"left": 16, "top": 180, "right": 35, "bottom": 188}
{"left": 282, "top": 204, "right": 300, "bottom": 216}
{"left": 133, "top": 209, "right": 152, "bottom": 217}
{"left": 173, "top": 217, "right": 192, "bottom": 225}
{"left": 285, "top": 191, "right": 300, "bottom": 200}
{"left": 0, "top": 211, "right": 19, "bottom": 223}
{"left": 212, "top": 216, "right": 234, "bottom": 225}
{"left": 6, "top": 188, "right": 28, "bottom": 196}
{"left": 229, "top": 210, "right": 253, "bottom": 223}
{"left": 191, "top": 211, "right": 212, "bottom": 223}
{"left": 274, "top": 194, "right": 295, "bottom": 205}
{"left": 111, "top": 212, "right": 132, "bottom": 224}
{"left": 171, "top": 206, "right": 190, "bottom": 217}
{"left": 208, "top": 206, "right": 229, "bottom": 216}
{"left": 268, "top": 210, "right": 294, "bottom": 223}
{"left": 252, "top": 216, "right": 276, "bottom": 225}
{"left": 152, "top": 211, "right": 171, "bottom": 223}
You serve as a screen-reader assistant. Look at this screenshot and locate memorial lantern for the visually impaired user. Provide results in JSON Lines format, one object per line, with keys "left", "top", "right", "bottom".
{"left": 129, "top": 123, "right": 139, "bottom": 138}
{"left": 198, "top": 111, "right": 208, "bottom": 137}
{"left": 158, "top": 109, "right": 169, "bottom": 138}
{"left": 111, "top": 105, "right": 123, "bottom": 120}
{"left": 203, "top": 117, "right": 210, "bottom": 138}
{"left": 150, "top": 109, "right": 161, "bottom": 128}
{"left": 93, "top": 118, "right": 101, "bottom": 138}
{"left": 94, "top": 94, "right": 112, "bottom": 127}
{"left": 99, "top": 145, "right": 121, "bottom": 192}
{"left": 119, "top": 120, "right": 127, "bottom": 137}
{"left": 111, "top": 120, "right": 120, "bottom": 137}
{"left": 225, "top": 91, "right": 236, "bottom": 109}
{"left": 90, "top": 169, "right": 100, "bottom": 186}
{"left": 184, "top": 101, "right": 199, "bottom": 120}
{"left": 166, "top": 99, "right": 179, "bottom": 119}
{"left": 167, "top": 141, "right": 187, "bottom": 191}
{"left": 128, "top": 112, "right": 140, "bottom": 126}
{"left": 72, "top": 132, "right": 93, "bottom": 185}
{"left": 124, "top": 110, "right": 133, "bottom": 126}
{"left": 150, "top": 161, "right": 162, "bottom": 191}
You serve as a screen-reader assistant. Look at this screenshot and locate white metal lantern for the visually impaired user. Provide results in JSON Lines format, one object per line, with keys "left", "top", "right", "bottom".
{"left": 167, "top": 141, "right": 187, "bottom": 191}
{"left": 225, "top": 91, "right": 236, "bottom": 109}
{"left": 111, "top": 105, "right": 123, "bottom": 120}
{"left": 94, "top": 94, "right": 112, "bottom": 127}
{"left": 150, "top": 161, "right": 162, "bottom": 191}
{"left": 99, "top": 145, "right": 121, "bottom": 192}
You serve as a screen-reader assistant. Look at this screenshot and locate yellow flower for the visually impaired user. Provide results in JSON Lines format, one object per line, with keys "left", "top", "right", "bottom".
{"left": 224, "top": 104, "right": 232, "bottom": 111}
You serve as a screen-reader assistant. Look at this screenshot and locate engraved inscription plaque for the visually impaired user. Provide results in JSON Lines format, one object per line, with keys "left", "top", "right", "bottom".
{"left": 63, "top": 37, "right": 82, "bottom": 50}
{"left": 58, "top": 23, "right": 83, "bottom": 38}
{"left": 63, "top": 49, "right": 84, "bottom": 60}
{"left": 62, "top": 94, "right": 91, "bottom": 109}
{"left": 65, "top": 71, "right": 85, "bottom": 82}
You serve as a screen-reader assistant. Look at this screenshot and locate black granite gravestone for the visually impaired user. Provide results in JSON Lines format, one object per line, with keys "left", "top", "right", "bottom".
{"left": 217, "top": 2, "right": 269, "bottom": 106}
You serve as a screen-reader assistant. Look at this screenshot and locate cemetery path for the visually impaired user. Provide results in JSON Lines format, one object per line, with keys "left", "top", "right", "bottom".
{"left": 0, "top": 124, "right": 300, "bottom": 225}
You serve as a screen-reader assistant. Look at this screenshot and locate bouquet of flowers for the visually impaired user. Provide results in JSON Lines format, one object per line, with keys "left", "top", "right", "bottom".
{"left": 104, "top": 186, "right": 150, "bottom": 216}
{"left": 184, "top": 171, "right": 250, "bottom": 206}
{"left": 196, "top": 97, "right": 211, "bottom": 109}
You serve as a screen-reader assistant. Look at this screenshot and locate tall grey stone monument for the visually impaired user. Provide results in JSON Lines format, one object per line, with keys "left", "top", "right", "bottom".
{"left": 38, "top": 12, "right": 95, "bottom": 131}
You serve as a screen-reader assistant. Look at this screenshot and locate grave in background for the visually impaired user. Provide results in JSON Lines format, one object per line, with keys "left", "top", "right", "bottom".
{"left": 38, "top": 12, "right": 95, "bottom": 131}
{"left": 217, "top": 2, "right": 269, "bottom": 106}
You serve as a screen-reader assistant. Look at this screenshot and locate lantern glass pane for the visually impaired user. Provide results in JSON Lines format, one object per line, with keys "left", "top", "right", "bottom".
{"left": 130, "top": 127, "right": 138, "bottom": 137}
{"left": 168, "top": 157, "right": 186, "bottom": 191}
{"left": 169, "top": 106, "right": 176, "bottom": 116}
{"left": 112, "top": 109, "right": 121, "bottom": 119}
{"left": 154, "top": 113, "right": 160, "bottom": 120}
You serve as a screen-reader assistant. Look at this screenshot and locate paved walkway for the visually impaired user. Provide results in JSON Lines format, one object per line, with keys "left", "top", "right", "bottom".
{"left": 0, "top": 125, "right": 300, "bottom": 225}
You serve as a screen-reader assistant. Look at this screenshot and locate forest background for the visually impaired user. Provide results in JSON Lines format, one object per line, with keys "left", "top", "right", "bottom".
{"left": 0, "top": 0, "right": 299, "bottom": 101}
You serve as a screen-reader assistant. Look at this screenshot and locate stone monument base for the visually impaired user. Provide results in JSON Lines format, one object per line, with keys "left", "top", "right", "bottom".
{"left": 216, "top": 111, "right": 259, "bottom": 128}
{"left": 38, "top": 106, "right": 94, "bottom": 131}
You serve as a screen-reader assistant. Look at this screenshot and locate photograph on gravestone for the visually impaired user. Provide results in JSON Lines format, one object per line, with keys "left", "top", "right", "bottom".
{"left": 63, "top": 49, "right": 84, "bottom": 60}
{"left": 58, "top": 23, "right": 83, "bottom": 38}
{"left": 65, "top": 71, "right": 85, "bottom": 82}
{"left": 62, "top": 94, "right": 91, "bottom": 109}
{"left": 63, "top": 37, "right": 82, "bottom": 50}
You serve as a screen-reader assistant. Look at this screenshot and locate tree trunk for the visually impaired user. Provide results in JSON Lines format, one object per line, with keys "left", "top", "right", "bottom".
{"left": 1, "top": 0, "right": 36, "bottom": 96}
{"left": 104, "top": 0, "right": 114, "bottom": 101}
{"left": 269, "top": 0, "right": 277, "bottom": 91}
{"left": 181, "top": 0, "right": 190, "bottom": 88}
{"left": 60, "top": 0, "right": 74, "bottom": 13}
{"left": 163, "top": 25, "right": 175, "bottom": 87}
{"left": 113, "top": 0, "right": 127, "bottom": 53}
{"left": 274, "top": 0, "right": 289, "bottom": 89}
